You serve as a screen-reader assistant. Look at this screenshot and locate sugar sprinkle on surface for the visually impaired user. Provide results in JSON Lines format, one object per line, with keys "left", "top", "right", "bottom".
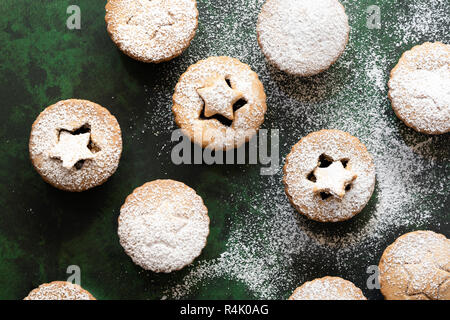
{"left": 129, "top": 0, "right": 449, "bottom": 299}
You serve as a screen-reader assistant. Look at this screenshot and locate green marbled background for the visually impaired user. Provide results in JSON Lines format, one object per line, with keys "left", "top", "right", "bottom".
{"left": 0, "top": 0, "right": 448, "bottom": 300}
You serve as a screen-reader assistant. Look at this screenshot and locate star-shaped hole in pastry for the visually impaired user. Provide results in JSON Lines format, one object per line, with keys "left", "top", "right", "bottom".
{"left": 197, "top": 76, "right": 246, "bottom": 123}
{"left": 50, "top": 126, "right": 97, "bottom": 170}
{"left": 308, "top": 154, "right": 357, "bottom": 200}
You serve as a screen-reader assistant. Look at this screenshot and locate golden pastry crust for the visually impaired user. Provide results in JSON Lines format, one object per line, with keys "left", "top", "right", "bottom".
{"left": 289, "top": 276, "right": 367, "bottom": 300}
{"left": 257, "top": 0, "right": 349, "bottom": 76}
{"left": 379, "top": 230, "right": 450, "bottom": 300}
{"left": 24, "top": 281, "right": 96, "bottom": 300}
{"left": 105, "top": 0, "right": 198, "bottom": 63}
{"left": 388, "top": 42, "right": 450, "bottom": 134}
{"left": 118, "top": 179, "right": 210, "bottom": 273}
{"left": 29, "top": 99, "right": 122, "bottom": 192}
{"left": 283, "top": 129, "right": 375, "bottom": 222}
{"left": 173, "top": 56, "right": 267, "bottom": 150}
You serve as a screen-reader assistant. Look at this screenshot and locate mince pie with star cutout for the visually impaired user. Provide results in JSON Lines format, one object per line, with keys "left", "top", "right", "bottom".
{"left": 173, "top": 56, "right": 267, "bottom": 150}
{"left": 29, "top": 99, "right": 122, "bottom": 192}
{"left": 283, "top": 129, "right": 376, "bottom": 222}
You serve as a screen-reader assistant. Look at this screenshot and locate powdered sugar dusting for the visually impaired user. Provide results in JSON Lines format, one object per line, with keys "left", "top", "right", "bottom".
{"left": 379, "top": 231, "right": 450, "bottom": 300}
{"left": 118, "top": 180, "right": 209, "bottom": 273}
{"left": 257, "top": 0, "right": 349, "bottom": 76}
{"left": 394, "top": 0, "right": 450, "bottom": 45}
{"left": 49, "top": 131, "right": 95, "bottom": 169}
{"left": 289, "top": 276, "right": 366, "bottom": 300}
{"left": 105, "top": 0, "right": 198, "bottom": 62}
{"left": 24, "top": 281, "right": 95, "bottom": 300}
{"left": 388, "top": 42, "right": 450, "bottom": 134}
{"left": 173, "top": 56, "right": 266, "bottom": 150}
{"left": 29, "top": 99, "right": 122, "bottom": 192}
{"left": 131, "top": 0, "right": 449, "bottom": 299}
{"left": 284, "top": 130, "right": 375, "bottom": 222}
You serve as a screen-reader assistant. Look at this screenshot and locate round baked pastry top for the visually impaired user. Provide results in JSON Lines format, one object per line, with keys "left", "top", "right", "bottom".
{"left": 388, "top": 42, "right": 450, "bottom": 134}
{"left": 29, "top": 99, "right": 122, "bottom": 192}
{"left": 379, "top": 230, "right": 450, "bottom": 300}
{"left": 105, "top": 0, "right": 198, "bottom": 63}
{"left": 118, "top": 179, "right": 210, "bottom": 273}
{"left": 24, "top": 281, "right": 96, "bottom": 300}
{"left": 257, "top": 0, "right": 349, "bottom": 76}
{"left": 289, "top": 276, "right": 366, "bottom": 300}
{"left": 173, "top": 56, "right": 267, "bottom": 150}
{"left": 283, "top": 129, "right": 375, "bottom": 222}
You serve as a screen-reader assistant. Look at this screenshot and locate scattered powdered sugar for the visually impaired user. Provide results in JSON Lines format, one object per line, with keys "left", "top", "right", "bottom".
{"left": 24, "top": 281, "right": 95, "bottom": 300}
{"left": 256, "top": 0, "right": 349, "bottom": 76}
{"left": 394, "top": 0, "right": 450, "bottom": 45}
{"left": 365, "top": 47, "right": 387, "bottom": 93}
{"left": 105, "top": 0, "right": 198, "bottom": 62}
{"left": 118, "top": 180, "right": 209, "bottom": 273}
{"left": 128, "top": 0, "right": 449, "bottom": 299}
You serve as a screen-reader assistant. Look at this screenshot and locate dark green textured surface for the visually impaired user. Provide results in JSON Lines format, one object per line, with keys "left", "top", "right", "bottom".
{"left": 0, "top": 0, "right": 448, "bottom": 300}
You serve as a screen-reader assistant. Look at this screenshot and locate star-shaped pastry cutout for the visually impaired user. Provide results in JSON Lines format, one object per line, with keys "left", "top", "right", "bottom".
{"left": 404, "top": 260, "right": 450, "bottom": 299}
{"left": 312, "top": 161, "right": 357, "bottom": 199}
{"left": 197, "top": 76, "right": 244, "bottom": 121}
{"left": 50, "top": 131, "right": 95, "bottom": 169}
